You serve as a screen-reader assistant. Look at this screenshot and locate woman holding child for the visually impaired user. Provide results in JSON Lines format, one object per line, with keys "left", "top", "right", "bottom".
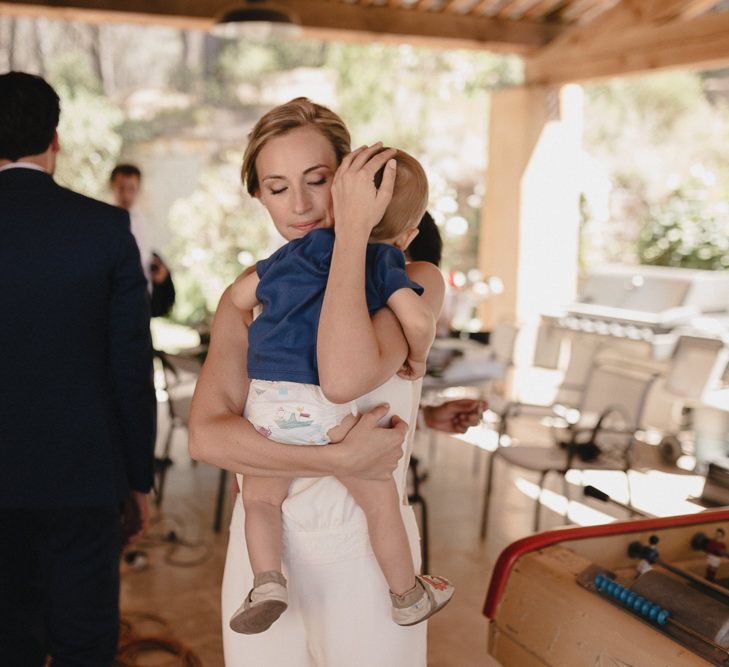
{"left": 189, "top": 98, "right": 472, "bottom": 665}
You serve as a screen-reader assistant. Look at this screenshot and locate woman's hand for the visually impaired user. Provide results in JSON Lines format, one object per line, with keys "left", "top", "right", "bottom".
{"left": 331, "top": 143, "right": 397, "bottom": 240}
{"left": 334, "top": 404, "right": 408, "bottom": 480}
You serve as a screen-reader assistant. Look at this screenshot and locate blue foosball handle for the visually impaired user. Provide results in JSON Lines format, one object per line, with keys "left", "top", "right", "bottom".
{"left": 594, "top": 574, "right": 671, "bottom": 626}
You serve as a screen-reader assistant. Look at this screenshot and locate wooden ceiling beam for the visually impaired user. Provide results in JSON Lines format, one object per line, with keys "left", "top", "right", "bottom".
{"left": 521, "top": 0, "right": 567, "bottom": 20}
{"left": 443, "top": 0, "right": 480, "bottom": 13}
{"left": 526, "top": 0, "right": 729, "bottom": 84}
{"left": 470, "top": 0, "right": 508, "bottom": 16}
{"left": 676, "top": 0, "right": 722, "bottom": 20}
{"left": 0, "top": 0, "right": 563, "bottom": 52}
{"left": 499, "top": 0, "right": 548, "bottom": 19}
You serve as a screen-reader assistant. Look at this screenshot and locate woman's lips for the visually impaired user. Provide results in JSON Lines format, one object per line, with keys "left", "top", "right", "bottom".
{"left": 292, "top": 219, "right": 321, "bottom": 232}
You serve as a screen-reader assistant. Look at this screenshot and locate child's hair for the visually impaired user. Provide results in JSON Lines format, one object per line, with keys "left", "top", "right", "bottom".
{"left": 369, "top": 150, "right": 429, "bottom": 243}
{"left": 241, "top": 97, "right": 351, "bottom": 196}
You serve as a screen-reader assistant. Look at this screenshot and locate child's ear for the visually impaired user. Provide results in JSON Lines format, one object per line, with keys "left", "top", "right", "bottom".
{"left": 394, "top": 227, "right": 419, "bottom": 252}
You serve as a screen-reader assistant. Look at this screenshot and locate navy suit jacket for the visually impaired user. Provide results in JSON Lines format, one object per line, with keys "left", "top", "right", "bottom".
{"left": 0, "top": 167, "right": 156, "bottom": 508}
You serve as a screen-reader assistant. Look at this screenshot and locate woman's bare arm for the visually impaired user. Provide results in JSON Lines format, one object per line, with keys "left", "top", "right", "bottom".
{"left": 188, "top": 285, "right": 407, "bottom": 480}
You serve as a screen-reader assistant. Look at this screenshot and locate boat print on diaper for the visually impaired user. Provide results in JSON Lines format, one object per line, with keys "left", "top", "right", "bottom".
{"left": 274, "top": 407, "right": 314, "bottom": 429}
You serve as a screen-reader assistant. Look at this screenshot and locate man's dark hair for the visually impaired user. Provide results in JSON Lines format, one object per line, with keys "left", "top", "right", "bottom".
{"left": 407, "top": 211, "right": 443, "bottom": 267}
{"left": 0, "top": 71, "right": 60, "bottom": 161}
{"left": 110, "top": 164, "right": 142, "bottom": 182}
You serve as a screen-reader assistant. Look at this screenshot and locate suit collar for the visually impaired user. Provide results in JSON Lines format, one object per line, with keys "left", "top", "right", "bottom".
{"left": 0, "top": 167, "right": 56, "bottom": 190}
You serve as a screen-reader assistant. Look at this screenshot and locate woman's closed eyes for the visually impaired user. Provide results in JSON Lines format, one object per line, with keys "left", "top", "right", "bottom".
{"left": 269, "top": 177, "right": 327, "bottom": 196}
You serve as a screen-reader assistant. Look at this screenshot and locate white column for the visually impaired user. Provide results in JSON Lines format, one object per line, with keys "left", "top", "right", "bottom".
{"left": 478, "top": 84, "right": 583, "bottom": 333}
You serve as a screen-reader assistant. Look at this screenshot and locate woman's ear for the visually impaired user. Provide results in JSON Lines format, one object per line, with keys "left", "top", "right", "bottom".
{"left": 394, "top": 227, "right": 419, "bottom": 252}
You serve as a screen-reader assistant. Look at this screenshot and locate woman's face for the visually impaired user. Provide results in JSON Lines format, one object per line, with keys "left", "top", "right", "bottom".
{"left": 255, "top": 125, "right": 339, "bottom": 241}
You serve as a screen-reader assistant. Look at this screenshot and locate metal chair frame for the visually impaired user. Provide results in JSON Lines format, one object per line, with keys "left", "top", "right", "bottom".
{"left": 480, "top": 360, "right": 660, "bottom": 538}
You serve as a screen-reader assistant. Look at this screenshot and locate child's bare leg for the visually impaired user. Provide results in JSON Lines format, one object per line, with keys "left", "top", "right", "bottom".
{"left": 231, "top": 476, "right": 292, "bottom": 634}
{"left": 242, "top": 476, "right": 292, "bottom": 574}
{"left": 337, "top": 475, "right": 416, "bottom": 596}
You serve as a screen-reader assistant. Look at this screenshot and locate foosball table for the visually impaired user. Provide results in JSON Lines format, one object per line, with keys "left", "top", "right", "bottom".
{"left": 485, "top": 508, "right": 729, "bottom": 666}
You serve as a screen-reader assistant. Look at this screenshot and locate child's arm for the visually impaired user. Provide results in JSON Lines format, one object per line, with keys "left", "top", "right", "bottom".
{"left": 229, "top": 269, "right": 261, "bottom": 312}
{"left": 318, "top": 255, "right": 444, "bottom": 402}
{"left": 386, "top": 285, "right": 436, "bottom": 380}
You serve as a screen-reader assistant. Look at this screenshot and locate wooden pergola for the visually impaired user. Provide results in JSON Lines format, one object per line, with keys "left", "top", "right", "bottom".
{"left": 3, "top": 0, "right": 729, "bottom": 326}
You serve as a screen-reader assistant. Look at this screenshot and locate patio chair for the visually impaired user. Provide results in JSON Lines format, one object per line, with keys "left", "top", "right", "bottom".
{"left": 480, "top": 360, "right": 660, "bottom": 538}
{"left": 154, "top": 350, "right": 201, "bottom": 507}
{"left": 656, "top": 334, "right": 729, "bottom": 463}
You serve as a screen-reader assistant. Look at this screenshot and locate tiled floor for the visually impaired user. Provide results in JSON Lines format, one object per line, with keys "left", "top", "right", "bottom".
{"left": 120, "top": 403, "right": 703, "bottom": 666}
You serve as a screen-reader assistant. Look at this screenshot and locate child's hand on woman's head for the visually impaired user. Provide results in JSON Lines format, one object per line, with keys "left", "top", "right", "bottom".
{"left": 331, "top": 143, "right": 397, "bottom": 240}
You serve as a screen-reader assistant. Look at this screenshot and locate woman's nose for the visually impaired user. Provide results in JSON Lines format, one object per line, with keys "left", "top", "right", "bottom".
{"left": 293, "top": 187, "right": 312, "bottom": 214}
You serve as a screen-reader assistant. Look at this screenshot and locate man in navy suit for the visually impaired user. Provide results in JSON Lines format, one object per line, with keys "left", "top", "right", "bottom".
{"left": 0, "top": 71, "right": 156, "bottom": 666}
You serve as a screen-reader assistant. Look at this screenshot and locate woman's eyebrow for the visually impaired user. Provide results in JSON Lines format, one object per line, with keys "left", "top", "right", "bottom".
{"left": 261, "top": 164, "right": 330, "bottom": 182}
{"left": 304, "top": 164, "right": 331, "bottom": 175}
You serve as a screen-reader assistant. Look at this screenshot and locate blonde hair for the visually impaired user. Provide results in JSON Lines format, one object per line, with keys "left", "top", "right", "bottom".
{"left": 369, "top": 150, "right": 429, "bottom": 243}
{"left": 241, "top": 97, "right": 351, "bottom": 196}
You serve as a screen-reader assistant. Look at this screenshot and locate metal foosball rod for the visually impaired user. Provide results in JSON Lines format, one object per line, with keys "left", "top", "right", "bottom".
{"left": 593, "top": 574, "right": 729, "bottom": 658}
{"left": 583, "top": 485, "right": 729, "bottom": 597}
{"left": 628, "top": 537, "right": 729, "bottom": 602}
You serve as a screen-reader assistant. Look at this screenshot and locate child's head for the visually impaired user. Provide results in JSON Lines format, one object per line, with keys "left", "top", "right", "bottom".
{"left": 369, "top": 150, "right": 428, "bottom": 249}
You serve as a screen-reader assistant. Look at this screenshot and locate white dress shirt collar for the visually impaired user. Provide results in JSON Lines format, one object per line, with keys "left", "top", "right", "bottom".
{"left": 0, "top": 162, "right": 47, "bottom": 174}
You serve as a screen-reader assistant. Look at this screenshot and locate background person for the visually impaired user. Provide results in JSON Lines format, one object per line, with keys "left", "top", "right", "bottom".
{"left": 408, "top": 211, "right": 488, "bottom": 432}
{"left": 0, "top": 71, "right": 156, "bottom": 667}
{"left": 110, "top": 163, "right": 176, "bottom": 317}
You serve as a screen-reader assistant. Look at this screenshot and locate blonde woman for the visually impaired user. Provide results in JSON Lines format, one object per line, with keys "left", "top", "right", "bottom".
{"left": 189, "top": 98, "right": 444, "bottom": 666}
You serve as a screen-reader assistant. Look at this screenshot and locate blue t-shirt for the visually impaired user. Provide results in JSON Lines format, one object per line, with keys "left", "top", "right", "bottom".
{"left": 248, "top": 228, "right": 423, "bottom": 385}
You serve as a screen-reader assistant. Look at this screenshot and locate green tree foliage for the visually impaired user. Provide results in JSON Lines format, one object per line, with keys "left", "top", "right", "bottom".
{"left": 638, "top": 175, "right": 729, "bottom": 270}
{"left": 583, "top": 70, "right": 729, "bottom": 268}
{"left": 166, "top": 152, "right": 272, "bottom": 321}
{"left": 49, "top": 53, "right": 123, "bottom": 199}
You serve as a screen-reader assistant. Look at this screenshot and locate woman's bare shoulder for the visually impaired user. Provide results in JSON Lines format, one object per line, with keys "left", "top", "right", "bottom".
{"left": 406, "top": 261, "right": 445, "bottom": 316}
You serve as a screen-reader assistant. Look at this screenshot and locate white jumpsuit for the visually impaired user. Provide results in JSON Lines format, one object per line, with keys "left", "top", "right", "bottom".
{"left": 221, "top": 376, "right": 427, "bottom": 666}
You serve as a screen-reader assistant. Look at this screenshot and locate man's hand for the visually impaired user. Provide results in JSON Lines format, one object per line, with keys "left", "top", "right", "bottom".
{"left": 422, "top": 399, "right": 487, "bottom": 434}
{"left": 150, "top": 254, "right": 170, "bottom": 285}
{"left": 334, "top": 404, "right": 408, "bottom": 480}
